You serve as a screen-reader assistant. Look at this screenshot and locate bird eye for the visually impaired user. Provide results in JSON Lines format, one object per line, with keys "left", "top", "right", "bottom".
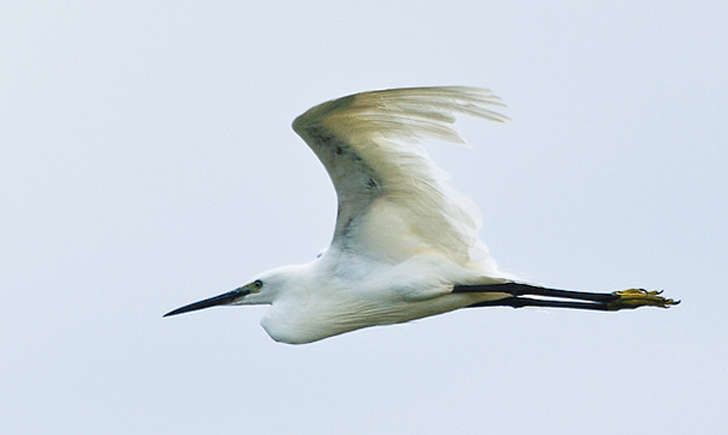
{"left": 254, "top": 280, "right": 263, "bottom": 289}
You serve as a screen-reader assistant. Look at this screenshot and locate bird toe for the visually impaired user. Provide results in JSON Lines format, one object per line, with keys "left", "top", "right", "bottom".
{"left": 607, "top": 288, "right": 680, "bottom": 310}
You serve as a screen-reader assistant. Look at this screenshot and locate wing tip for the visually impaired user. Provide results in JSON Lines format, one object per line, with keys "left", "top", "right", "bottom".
{"left": 292, "top": 85, "right": 511, "bottom": 140}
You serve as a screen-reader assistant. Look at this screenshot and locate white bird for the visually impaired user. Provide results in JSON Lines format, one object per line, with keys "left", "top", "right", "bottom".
{"left": 165, "top": 86, "right": 679, "bottom": 344}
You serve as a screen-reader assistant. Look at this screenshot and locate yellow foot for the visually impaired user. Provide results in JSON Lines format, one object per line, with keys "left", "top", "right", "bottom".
{"left": 607, "top": 288, "right": 680, "bottom": 311}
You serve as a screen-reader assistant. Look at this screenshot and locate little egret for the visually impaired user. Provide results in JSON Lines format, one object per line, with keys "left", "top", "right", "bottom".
{"left": 165, "top": 86, "right": 679, "bottom": 344}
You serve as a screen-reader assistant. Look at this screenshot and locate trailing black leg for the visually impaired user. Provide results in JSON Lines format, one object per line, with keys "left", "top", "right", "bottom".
{"left": 467, "top": 296, "right": 610, "bottom": 311}
{"left": 454, "top": 283, "right": 618, "bottom": 303}
{"left": 454, "top": 283, "right": 679, "bottom": 311}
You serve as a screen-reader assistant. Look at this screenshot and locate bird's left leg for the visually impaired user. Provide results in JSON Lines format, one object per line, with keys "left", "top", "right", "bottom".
{"left": 454, "top": 283, "right": 679, "bottom": 311}
{"left": 467, "top": 296, "right": 611, "bottom": 310}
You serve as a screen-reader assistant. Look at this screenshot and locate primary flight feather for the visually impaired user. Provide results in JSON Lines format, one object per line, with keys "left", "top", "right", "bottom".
{"left": 165, "top": 86, "right": 679, "bottom": 344}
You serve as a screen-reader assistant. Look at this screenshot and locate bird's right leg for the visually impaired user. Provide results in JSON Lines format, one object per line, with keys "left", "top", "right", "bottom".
{"left": 454, "top": 283, "right": 679, "bottom": 311}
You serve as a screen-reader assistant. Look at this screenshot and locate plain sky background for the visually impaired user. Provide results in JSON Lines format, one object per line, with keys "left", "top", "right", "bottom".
{"left": 2, "top": 1, "right": 726, "bottom": 434}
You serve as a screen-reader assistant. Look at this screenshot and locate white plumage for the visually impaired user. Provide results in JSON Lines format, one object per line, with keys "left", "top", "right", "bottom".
{"left": 165, "top": 86, "right": 678, "bottom": 344}
{"left": 292, "top": 86, "right": 507, "bottom": 269}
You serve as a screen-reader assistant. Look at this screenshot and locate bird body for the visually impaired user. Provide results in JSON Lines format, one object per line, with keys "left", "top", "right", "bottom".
{"left": 165, "top": 86, "right": 679, "bottom": 344}
{"left": 256, "top": 251, "right": 510, "bottom": 344}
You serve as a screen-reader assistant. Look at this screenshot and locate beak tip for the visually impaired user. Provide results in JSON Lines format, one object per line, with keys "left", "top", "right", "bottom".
{"left": 163, "top": 308, "right": 183, "bottom": 318}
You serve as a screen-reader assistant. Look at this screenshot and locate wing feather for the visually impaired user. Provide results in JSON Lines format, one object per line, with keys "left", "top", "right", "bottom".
{"left": 292, "top": 86, "right": 507, "bottom": 270}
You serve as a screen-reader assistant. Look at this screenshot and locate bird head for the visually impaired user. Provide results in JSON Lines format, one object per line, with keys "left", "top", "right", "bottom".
{"left": 163, "top": 265, "right": 299, "bottom": 317}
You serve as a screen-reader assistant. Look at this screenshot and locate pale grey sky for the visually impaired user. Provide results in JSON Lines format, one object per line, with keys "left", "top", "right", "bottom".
{"left": 2, "top": 1, "right": 726, "bottom": 434}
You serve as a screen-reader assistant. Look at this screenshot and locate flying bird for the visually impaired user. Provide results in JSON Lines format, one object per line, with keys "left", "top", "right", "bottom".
{"left": 165, "top": 86, "right": 679, "bottom": 344}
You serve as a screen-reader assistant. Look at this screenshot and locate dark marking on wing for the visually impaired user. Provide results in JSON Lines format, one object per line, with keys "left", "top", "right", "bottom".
{"left": 307, "top": 126, "right": 334, "bottom": 148}
{"left": 295, "top": 122, "right": 385, "bottom": 248}
{"left": 341, "top": 217, "right": 354, "bottom": 235}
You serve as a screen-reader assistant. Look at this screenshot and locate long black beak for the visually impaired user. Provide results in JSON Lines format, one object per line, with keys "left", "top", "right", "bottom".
{"left": 164, "top": 288, "right": 251, "bottom": 317}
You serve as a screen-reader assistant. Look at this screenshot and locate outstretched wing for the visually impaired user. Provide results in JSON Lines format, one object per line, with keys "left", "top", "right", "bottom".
{"left": 292, "top": 87, "right": 507, "bottom": 269}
